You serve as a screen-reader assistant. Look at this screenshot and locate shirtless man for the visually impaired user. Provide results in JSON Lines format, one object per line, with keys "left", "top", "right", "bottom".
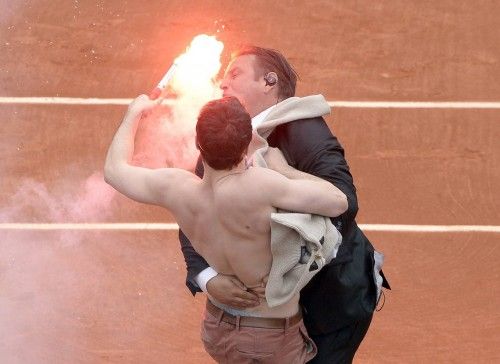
{"left": 104, "top": 95, "right": 348, "bottom": 363}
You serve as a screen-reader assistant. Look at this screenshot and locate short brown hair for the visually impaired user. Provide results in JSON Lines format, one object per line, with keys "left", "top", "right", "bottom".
{"left": 196, "top": 96, "right": 252, "bottom": 170}
{"left": 232, "top": 46, "right": 299, "bottom": 100}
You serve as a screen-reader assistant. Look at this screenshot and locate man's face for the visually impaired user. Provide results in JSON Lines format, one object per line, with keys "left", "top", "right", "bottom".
{"left": 220, "top": 55, "right": 266, "bottom": 118}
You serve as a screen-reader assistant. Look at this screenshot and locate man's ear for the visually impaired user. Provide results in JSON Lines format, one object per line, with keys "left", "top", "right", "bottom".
{"left": 264, "top": 72, "right": 278, "bottom": 86}
{"left": 263, "top": 72, "right": 278, "bottom": 95}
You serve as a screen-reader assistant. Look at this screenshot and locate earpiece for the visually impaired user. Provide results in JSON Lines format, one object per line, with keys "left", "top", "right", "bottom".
{"left": 264, "top": 72, "right": 277, "bottom": 86}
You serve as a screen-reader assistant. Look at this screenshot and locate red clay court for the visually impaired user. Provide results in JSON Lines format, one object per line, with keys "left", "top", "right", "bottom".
{"left": 1, "top": 1, "right": 499, "bottom": 363}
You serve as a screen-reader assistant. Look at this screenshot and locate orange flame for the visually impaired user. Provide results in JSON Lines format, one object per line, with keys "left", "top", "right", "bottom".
{"left": 133, "top": 35, "right": 225, "bottom": 171}
{"left": 170, "top": 34, "right": 224, "bottom": 97}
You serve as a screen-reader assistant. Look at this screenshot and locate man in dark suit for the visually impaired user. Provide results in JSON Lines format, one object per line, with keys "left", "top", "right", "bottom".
{"left": 179, "top": 46, "right": 390, "bottom": 363}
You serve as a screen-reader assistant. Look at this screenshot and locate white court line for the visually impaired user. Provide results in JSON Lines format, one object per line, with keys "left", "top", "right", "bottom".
{"left": 328, "top": 101, "right": 500, "bottom": 109}
{"left": 1, "top": 97, "right": 500, "bottom": 109}
{"left": 0, "top": 97, "right": 166, "bottom": 106}
{"left": 358, "top": 224, "right": 500, "bottom": 232}
{"left": 0, "top": 223, "right": 499, "bottom": 232}
{"left": 0, "top": 223, "right": 179, "bottom": 230}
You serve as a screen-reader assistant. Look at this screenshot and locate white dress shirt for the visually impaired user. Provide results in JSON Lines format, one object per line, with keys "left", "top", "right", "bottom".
{"left": 194, "top": 104, "right": 277, "bottom": 292}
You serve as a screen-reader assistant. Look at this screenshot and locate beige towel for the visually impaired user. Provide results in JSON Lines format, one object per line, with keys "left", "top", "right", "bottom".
{"left": 266, "top": 212, "right": 342, "bottom": 307}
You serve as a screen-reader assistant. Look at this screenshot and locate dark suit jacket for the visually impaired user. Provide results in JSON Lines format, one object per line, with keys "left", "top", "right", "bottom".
{"left": 178, "top": 116, "right": 389, "bottom": 334}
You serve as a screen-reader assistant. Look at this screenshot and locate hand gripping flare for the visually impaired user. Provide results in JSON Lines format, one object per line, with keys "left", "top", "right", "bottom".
{"left": 149, "top": 62, "right": 178, "bottom": 100}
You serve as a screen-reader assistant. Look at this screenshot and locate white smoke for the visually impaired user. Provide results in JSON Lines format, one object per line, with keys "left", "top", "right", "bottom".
{"left": 2, "top": 35, "right": 224, "bottom": 224}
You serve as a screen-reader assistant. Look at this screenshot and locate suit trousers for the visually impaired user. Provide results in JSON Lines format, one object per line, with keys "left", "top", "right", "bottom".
{"left": 307, "top": 314, "right": 373, "bottom": 364}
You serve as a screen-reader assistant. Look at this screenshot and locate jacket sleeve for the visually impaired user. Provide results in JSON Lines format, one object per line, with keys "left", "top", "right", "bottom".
{"left": 269, "top": 117, "right": 358, "bottom": 235}
{"left": 178, "top": 156, "right": 209, "bottom": 295}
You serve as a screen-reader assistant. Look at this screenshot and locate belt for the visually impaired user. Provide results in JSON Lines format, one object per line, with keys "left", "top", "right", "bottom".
{"left": 206, "top": 299, "right": 302, "bottom": 329}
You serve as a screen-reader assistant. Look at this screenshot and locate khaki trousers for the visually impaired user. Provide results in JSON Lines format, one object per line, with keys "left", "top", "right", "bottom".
{"left": 201, "top": 307, "right": 317, "bottom": 363}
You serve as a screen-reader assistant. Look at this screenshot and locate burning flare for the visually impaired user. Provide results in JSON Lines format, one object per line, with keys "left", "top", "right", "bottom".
{"left": 134, "top": 34, "right": 225, "bottom": 170}
{"left": 171, "top": 34, "right": 224, "bottom": 96}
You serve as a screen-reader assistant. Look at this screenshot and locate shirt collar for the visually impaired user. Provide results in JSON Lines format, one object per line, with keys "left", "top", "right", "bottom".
{"left": 251, "top": 105, "right": 276, "bottom": 130}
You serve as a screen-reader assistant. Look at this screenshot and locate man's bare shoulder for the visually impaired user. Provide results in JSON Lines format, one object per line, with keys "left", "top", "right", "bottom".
{"left": 156, "top": 167, "right": 199, "bottom": 180}
{"left": 242, "top": 166, "right": 286, "bottom": 192}
{"left": 151, "top": 168, "right": 201, "bottom": 200}
{"left": 245, "top": 166, "right": 284, "bottom": 180}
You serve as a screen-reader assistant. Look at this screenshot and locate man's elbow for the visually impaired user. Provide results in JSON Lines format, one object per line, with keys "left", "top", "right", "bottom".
{"left": 330, "top": 194, "right": 348, "bottom": 217}
{"left": 103, "top": 163, "right": 118, "bottom": 187}
{"left": 321, "top": 188, "right": 348, "bottom": 218}
{"left": 339, "top": 194, "right": 349, "bottom": 215}
{"left": 103, "top": 172, "right": 112, "bottom": 186}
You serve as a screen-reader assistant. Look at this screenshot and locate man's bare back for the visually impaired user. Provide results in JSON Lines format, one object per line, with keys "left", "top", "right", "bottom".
{"left": 169, "top": 166, "right": 297, "bottom": 317}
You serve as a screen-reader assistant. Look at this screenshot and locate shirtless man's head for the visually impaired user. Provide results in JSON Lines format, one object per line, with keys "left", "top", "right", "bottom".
{"left": 220, "top": 46, "right": 299, "bottom": 117}
{"left": 195, "top": 96, "right": 252, "bottom": 170}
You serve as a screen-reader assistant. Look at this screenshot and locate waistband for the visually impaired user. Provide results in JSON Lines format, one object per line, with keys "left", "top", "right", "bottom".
{"left": 206, "top": 299, "right": 302, "bottom": 329}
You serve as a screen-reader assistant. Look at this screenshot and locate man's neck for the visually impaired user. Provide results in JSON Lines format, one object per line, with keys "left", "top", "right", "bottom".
{"left": 249, "top": 98, "right": 280, "bottom": 118}
{"left": 202, "top": 159, "right": 248, "bottom": 185}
